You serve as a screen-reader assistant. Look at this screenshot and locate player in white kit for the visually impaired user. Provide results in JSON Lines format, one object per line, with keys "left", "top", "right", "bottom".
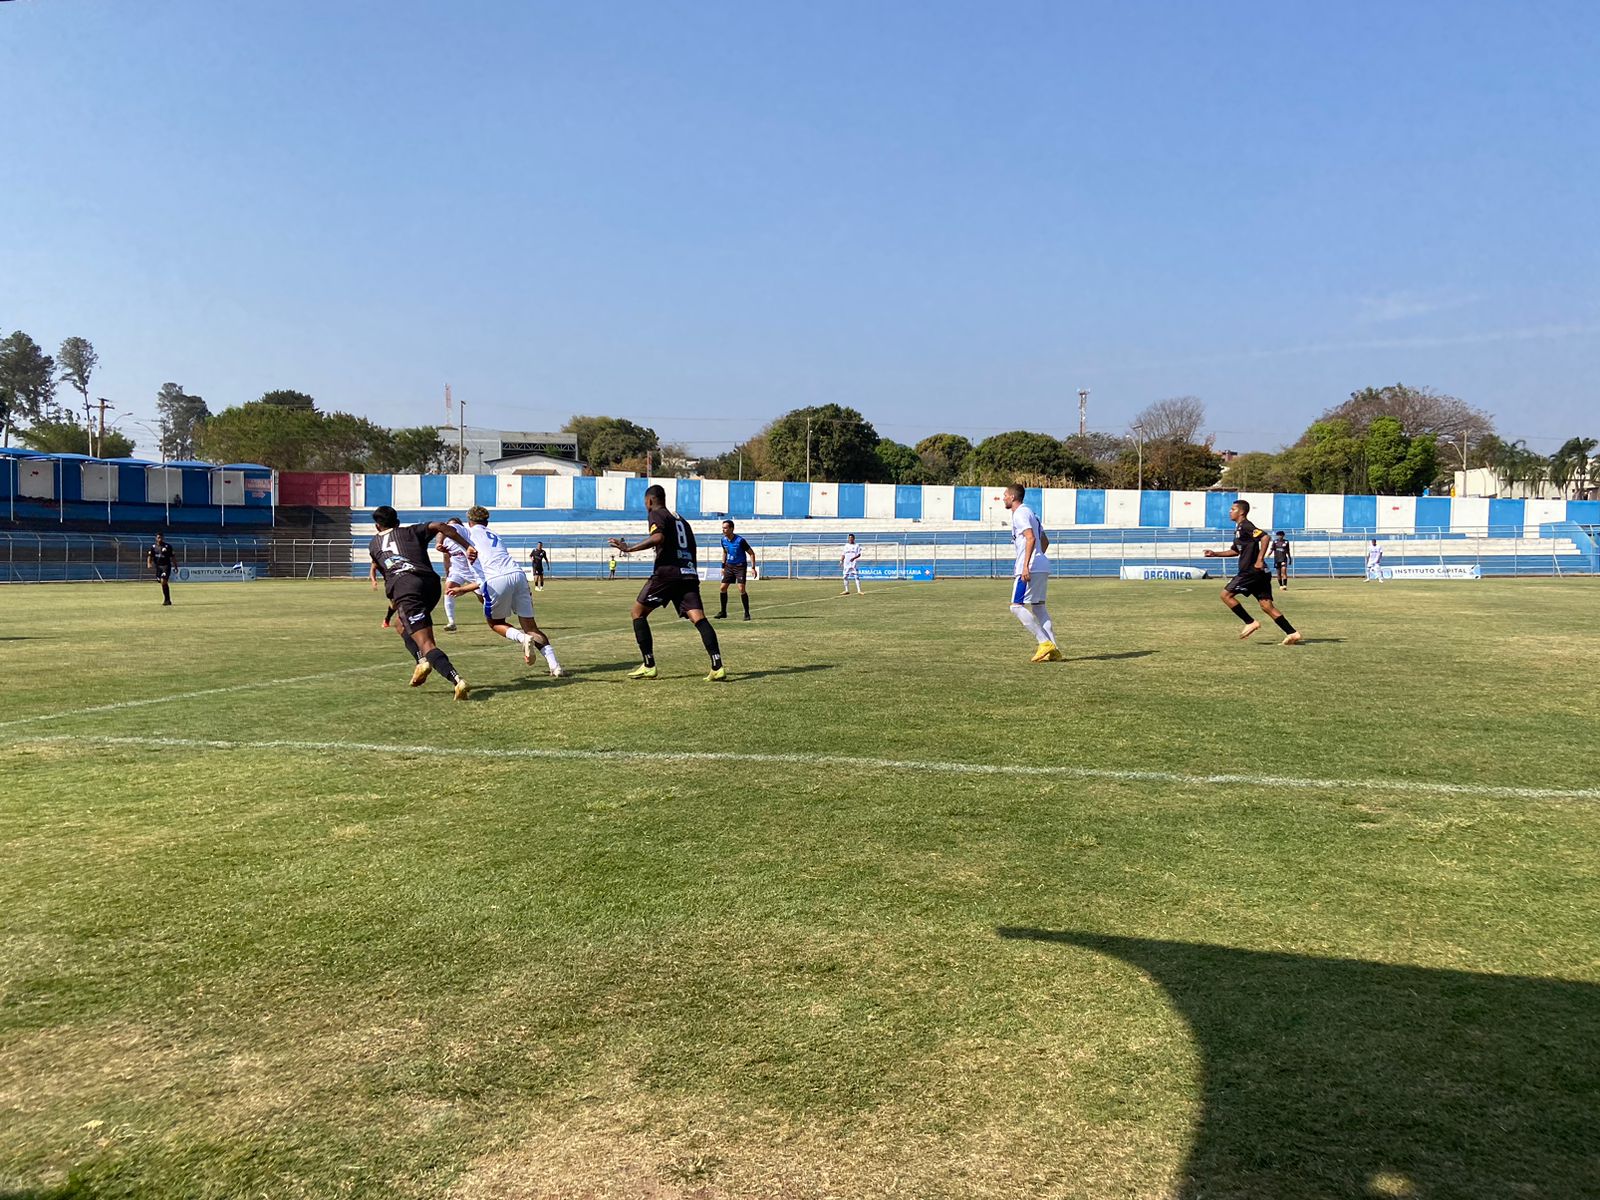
{"left": 1004, "top": 484, "right": 1060, "bottom": 662}
{"left": 445, "top": 506, "right": 565, "bottom": 676}
{"left": 1365, "top": 539, "right": 1385, "bottom": 582}
{"left": 437, "top": 518, "right": 477, "bottom": 630}
{"left": 839, "top": 534, "right": 864, "bottom": 595}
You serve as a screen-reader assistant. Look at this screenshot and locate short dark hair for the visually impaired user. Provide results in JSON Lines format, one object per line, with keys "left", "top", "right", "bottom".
{"left": 722, "top": 519, "right": 734, "bottom": 528}
{"left": 1275, "top": 530, "right": 1284, "bottom": 536}
{"left": 372, "top": 505, "right": 399, "bottom": 530}
{"left": 1234, "top": 498, "right": 1251, "bottom": 514}
{"left": 1004, "top": 483, "right": 1025, "bottom": 502}
{"left": 645, "top": 484, "right": 666, "bottom": 504}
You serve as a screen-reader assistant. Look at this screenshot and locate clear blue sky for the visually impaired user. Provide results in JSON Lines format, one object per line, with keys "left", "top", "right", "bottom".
{"left": 4, "top": 0, "right": 1597, "bottom": 459}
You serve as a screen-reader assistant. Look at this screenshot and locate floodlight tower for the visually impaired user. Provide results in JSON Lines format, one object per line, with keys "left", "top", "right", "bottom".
{"left": 1077, "top": 388, "right": 1089, "bottom": 438}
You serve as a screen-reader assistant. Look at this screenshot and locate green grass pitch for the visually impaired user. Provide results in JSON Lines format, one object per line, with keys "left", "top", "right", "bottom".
{"left": 2, "top": 576, "right": 1597, "bottom": 1198}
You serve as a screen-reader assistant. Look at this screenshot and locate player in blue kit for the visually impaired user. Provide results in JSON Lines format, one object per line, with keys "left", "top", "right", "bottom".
{"left": 716, "top": 520, "right": 757, "bottom": 620}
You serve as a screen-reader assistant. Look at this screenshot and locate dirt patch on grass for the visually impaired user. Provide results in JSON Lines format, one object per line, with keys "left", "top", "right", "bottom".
{"left": 448, "top": 1077, "right": 1175, "bottom": 1200}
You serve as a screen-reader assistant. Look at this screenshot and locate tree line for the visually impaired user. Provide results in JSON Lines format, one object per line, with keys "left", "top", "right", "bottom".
{"left": 3, "top": 324, "right": 1592, "bottom": 495}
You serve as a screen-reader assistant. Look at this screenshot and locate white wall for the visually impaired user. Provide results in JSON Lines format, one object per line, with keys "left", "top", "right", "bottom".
{"left": 392, "top": 474, "right": 422, "bottom": 508}
{"left": 648, "top": 477, "right": 677, "bottom": 511}
{"left": 1376, "top": 495, "right": 1416, "bottom": 533}
{"left": 700, "top": 478, "right": 729, "bottom": 513}
{"left": 1304, "top": 493, "right": 1343, "bottom": 532}
{"left": 1524, "top": 499, "right": 1565, "bottom": 532}
{"left": 864, "top": 483, "right": 896, "bottom": 519}
{"left": 808, "top": 483, "right": 838, "bottom": 518}
{"left": 755, "top": 481, "right": 784, "bottom": 515}
{"left": 544, "top": 473, "right": 573, "bottom": 509}
{"left": 1040, "top": 488, "right": 1075, "bottom": 527}
{"left": 595, "top": 475, "right": 627, "bottom": 510}
{"left": 146, "top": 467, "right": 182, "bottom": 505}
{"left": 1170, "top": 490, "right": 1207, "bottom": 528}
{"left": 18, "top": 461, "right": 55, "bottom": 499}
{"left": 980, "top": 487, "right": 1011, "bottom": 527}
{"left": 496, "top": 475, "right": 521, "bottom": 507}
{"left": 446, "top": 474, "right": 475, "bottom": 508}
{"left": 1105, "top": 489, "right": 1140, "bottom": 527}
{"left": 1451, "top": 496, "right": 1489, "bottom": 532}
{"left": 211, "top": 470, "right": 245, "bottom": 506}
{"left": 351, "top": 475, "right": 367, "bottom": 508}
{"left": 922, "top": 485, "right": 954, "bottom": 523}
{"left": 1237, "top": 492, "right": 1274, "bottom": 529}
{"left": 81, "top": 464, "right": 117, "bottom": 502}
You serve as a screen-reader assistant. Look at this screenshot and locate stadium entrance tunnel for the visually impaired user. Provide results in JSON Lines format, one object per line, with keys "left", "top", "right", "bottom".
{"left": 995, "top": 929, "right": 1599, "bottom": 1198}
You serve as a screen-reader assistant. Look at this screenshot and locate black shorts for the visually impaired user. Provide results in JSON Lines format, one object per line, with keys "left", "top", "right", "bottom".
{"left": 1272, "top": 556, "right": 1290, "bottom": 569}
{"left": 155, "top": 570, "right": 172, "bottom": 582}
{"left": 638, "top": 571, "right": 705, "bottom": 618}
{"left": 387, "top": 572, "right": 442, "bottom": 633}
{"left": 1225, "top": 570, "right": 1273, "bottom": 601}
{"left": 721, "top": 563, "right": 748, "bottom": 585}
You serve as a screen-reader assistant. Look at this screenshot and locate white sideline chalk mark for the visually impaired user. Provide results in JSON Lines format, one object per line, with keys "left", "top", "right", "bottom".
{"left": 0, "top": 585, "right": 908, "bottom": 732}
{"left": 21, "top": 734, "right": 1599, "bottom": 803}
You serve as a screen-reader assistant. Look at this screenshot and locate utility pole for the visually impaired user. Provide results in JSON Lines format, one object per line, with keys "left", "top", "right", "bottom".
{"left": 458, "top": 399, "right": 467, "bottom": 473}
{"left": 94, "top": 397, "right": 114, "bottom": 458}
{"left": 1077, "top": 389, "right": 1089, "bottom": 439}
{"left": 1133, "top": 423, "right": 1145, "bottom": 494}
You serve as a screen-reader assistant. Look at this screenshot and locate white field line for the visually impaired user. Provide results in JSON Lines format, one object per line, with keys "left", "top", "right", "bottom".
{"left": 0, "top": 585, "right": 905, "bottom": 733}
{"left": 20, "top": 733, "right": 1600, "bottom": 803}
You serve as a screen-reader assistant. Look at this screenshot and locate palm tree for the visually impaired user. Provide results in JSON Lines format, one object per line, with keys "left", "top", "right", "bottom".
{"left": 1549, "top": 437, "right": 1599, "bottom": 499}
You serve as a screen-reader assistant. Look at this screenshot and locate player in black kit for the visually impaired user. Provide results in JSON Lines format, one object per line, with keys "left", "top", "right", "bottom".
{"left": 608, "top": 485, "right": 726, "bottom": 680}
{"left": 147, "top": 533, "right": 176, "bottom": 605}
{"left": 1204, "top": 499, "right": 1304, "bottom": 645}
{"left": 368, "top": 505, "right": 477, "bottom": 699}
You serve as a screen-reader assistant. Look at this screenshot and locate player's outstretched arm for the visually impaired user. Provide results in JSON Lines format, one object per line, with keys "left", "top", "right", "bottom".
{"left": 1203, "top": 546, "right": 1240, "bottom": 558}
{"left": 610, "top": 529, "right": 662, "bottom": 555}
{"left": 427, "top": 521, "right": 477, "bottom": 561}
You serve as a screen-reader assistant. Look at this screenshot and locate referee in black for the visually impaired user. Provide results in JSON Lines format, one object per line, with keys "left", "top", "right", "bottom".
{"left": 147, "top": 533, "right": 176, "bottom": 606}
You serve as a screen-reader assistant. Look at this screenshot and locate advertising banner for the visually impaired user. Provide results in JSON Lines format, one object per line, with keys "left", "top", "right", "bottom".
{"left": 1120, "top": 565, "right": 1210, "bottom": 581}
{"left": 1380, "top": 564, "right": 1481, "bottom": 580}
{"left": 176, "top": 564, "right": 259, "bottom": 583}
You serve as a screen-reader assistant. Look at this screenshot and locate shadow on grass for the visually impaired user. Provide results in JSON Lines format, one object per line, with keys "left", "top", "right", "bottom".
{"left": 1062, "top": 649, "right": 1157, "bottom": 662}
{"left": 996, "top": 928, "right": 1599, "bottom": 1198}
{"left": 734, "top": 663, "right": 836, "bottom": 681}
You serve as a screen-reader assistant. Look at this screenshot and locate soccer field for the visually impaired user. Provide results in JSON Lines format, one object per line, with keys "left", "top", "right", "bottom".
{"left": 2, "top": 577, "right": 1597, "bottom": 1199}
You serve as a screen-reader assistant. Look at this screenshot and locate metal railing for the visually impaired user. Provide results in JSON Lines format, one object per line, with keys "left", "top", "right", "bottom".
{"left": 3, "top": 526, "right": 1595, "bottom": 583}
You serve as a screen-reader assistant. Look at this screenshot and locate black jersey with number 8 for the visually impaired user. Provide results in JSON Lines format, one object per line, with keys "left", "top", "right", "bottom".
{"left": 648, "top": 508, "right": 698, "bottom": 576}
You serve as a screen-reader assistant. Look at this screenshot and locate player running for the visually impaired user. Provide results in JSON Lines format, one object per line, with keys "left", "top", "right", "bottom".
{"left": 369, "top": 562, "right": 395, "bottom": 628}
{"left": 1365, "top": 539, "right": 1385, "bottom": 582}
{"left": 368, "top": 506, "right": 475, "bottom": 699}
{"left": 446, "top": 507, "right": 564, "bottom": 677}
{"left": 839, "top": 534, "right": 864, "bottom": 595}
{"left": 147, "top": 533, "right": 176, "bottom": 606}
{"left": 530, "top": 542, "right": 550, "bottom": 591}
{"left": 716, "top": 519, "right": 757, "bottom": 620}
{"left": 609, "top": 485, "right": 726, "bottom": 681}
{"left": 1002, "top": 484, "right": 1061, "bottom": 662}
{"left": 1271, "top": 530, "right": 1293, "bottom": 588}
{"left": 436, "top": 518, "right": 476, "bottom": 630}
{"left": 1205, "top": 500, "right": 1304, "bottom": 645}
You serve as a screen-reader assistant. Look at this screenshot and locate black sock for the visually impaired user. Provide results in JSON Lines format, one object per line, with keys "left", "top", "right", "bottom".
{"left": 385, "top": 606, "right": 396, "bottom": 622}
{"left": 1272, "top": 614, "right": 1297, "bottom": 635}
{"left": 400, "top": 632, "right": 422, "bottom": 660}
{"left": 424, "top": 647, "right": 461, "bottom": 684}
{"left": 1230, "top": 603, "right": 1255, "bottom": 623}
{"left": 694, "top": 617, "right": 723, "bottom": 670}
{"left": 160, "top": 582, "right": 170, "bottom": 603}
{"left": 633, "top": 617, "right": 655, "bottom": 667}
{"left": 718, "top": 593, "right": 727, "bottom": 616}
{"left": 741, "top": 592, "right": 749, "bottom": 617}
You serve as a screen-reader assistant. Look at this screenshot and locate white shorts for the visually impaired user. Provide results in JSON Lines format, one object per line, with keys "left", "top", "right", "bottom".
{"left": 446, "top": 570, "right": 477, "bottom": 589}
{"left": 1011, "top": 571, "right": 1049, "bottom": 606}
{"left": 480, "top": 571, "right": 534, "bottom": 622}
{"left": 843, "top": 565, "right": 861, "bottom": 578}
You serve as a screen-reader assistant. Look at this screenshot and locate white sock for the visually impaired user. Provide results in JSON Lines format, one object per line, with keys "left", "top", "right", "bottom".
{"left": 1036, "top": 606, "right": 1055, "bottom": 644}
{"left": 502, "top": 627, "right": 527, "bottom": 645}
{"left": 443, "top": 594, "right": 456, "bottom": 623}
{"left": 1011, "top": 603, "right": 1046, "bottom": 641}
{"left": 542, "top": 644, "right": 561, "bottom": 669}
